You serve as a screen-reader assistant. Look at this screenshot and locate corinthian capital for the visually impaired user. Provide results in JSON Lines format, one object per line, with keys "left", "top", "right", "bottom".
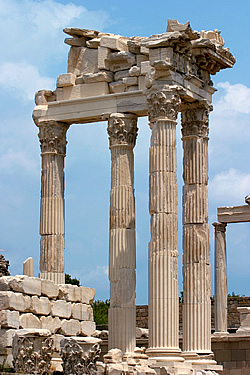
{"left": 181, "top": 100, "right": 213, "bottom": 137}
{"left": 107, "top": 113, "right": 138, "bottom": 147}
{"left": 38, "top": 121, "right": 69, "bottom": 155}
{"left": 146, "top": 85, "right": 183, "bottom": 122}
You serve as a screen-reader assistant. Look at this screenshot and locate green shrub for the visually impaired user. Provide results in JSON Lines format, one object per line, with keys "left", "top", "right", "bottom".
{"left": 92, "top": 299, "right": 110, "bottom": 325}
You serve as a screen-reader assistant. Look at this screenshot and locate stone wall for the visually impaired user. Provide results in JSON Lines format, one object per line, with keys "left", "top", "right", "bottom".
{"left": 0, "top": 275, "right": 96, "bottom": 366}
{"left": 136, "top": 297, "right": 250, "bottom": 330}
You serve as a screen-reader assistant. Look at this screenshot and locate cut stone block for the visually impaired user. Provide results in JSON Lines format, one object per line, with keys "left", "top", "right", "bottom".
{"left": 51, "top": 300, "right": 71, "bottom": 319}
{"left": 19, "top": 313, "right": 41, "bottom": 329}
{"left": 109, "top": 51, "right": 136, "bottom": 72}
{"left": 71, "top": 303, "right": 93, "bottom": 321}
{"left": 86, "top": 38, "right": 101, "bottom": 48}
{"left": 100, "top": 36, "right": 128, "bottom": 52}
{"left": 83, "top": 71, "right": 113, "bottom": 83}
{"left": 136, "top": 54, "right": 149, "bottom": 66}
{"left": 123, "top": 77, "right": 138, "bottom": 86}
{"left": 126, "top": 85, "right": 138, "bottom": 92}
{"left": 57, "top": 73, "right": 76, "bottom": 87}
{"left": 40, "top": 316, "right": 61, "bottom": 334}
{"left": 0, "top": 310, "right": 19, "bottom": 329}
{"left": 68, "top": 47, "right": 98, "bottom": 75}
{"left": 0, "top": 347, "right": 13, "bottom": 367}
{"left": 9, "top": 275, "right": 41, "bottom": 296}
{"left": 53, "top": 334, "right": 64, "bottom": 351}
{"left": 61, "top": 82, "right": 109, "bottom": 100}
{"left": 80, "top": 320, "right": 96, "bottom": 336}
{"left": 0, "top": 329, "right": 16, "bottom": 348}
{"left": 129, "top": 66, "right": 140, "bottom": 77}
{"left": 30, "top": 296, "right": 51, "bottom": 316}
{"left": 80, "top": 286, "right": 95, "bottom": 304}
{"left": 41, "top": 279, "right": 59, "bottom": 299}
{"left": 109, "top": 81, "right": 126, "bottom": 93}
{"left": 58, "top": 284, "right": 81, "bottom": 302}
{"left": 0, "top": 276, "right": 12, "bottom": 291}
{"left": 64, "top": 37, "right": 86, "bottom": 47}
{"left": 140, "top": 45, "right": 149, "bottom": 55}
{"left": 114, "top": 70, "right": 130, "bottom": 81}
{"left": 98, "top": 46, "right": 111, "bottom": 70}
{"left": 0, "top": 291, "right": 31, "bottom": 312}
{"left": 140, "top": 61, "right": 151, "bottom": 75}
{"left": 60, "top": 319, "right": 80, "bottom": 336}
{"left": 138, "top": 76, "right": 146, "bottom": 91}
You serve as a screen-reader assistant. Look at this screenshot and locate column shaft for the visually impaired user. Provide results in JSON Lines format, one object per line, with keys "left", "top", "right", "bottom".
{"left": 146, "top": 86, "right": 183, "bottom": 362}
{"left": 213, "top": 222, "right": 228, "bottom": 334}
{"left": 107, "top": 113, "right": 138, "bottom": 354}
{"left": 181, "top": 102, "right": 213, "bottom": 358}
{"left": 38, "top": 121, "right": 69, "bottom": 284}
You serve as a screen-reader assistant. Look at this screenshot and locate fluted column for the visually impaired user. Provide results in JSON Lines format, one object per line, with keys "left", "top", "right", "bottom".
{"left": 181, "top": 101, "right": 214, "bottom": 361}
{"left": 38, "top": 120, "right": 69, "bottom": 285}
{"left": 146, "top": 85, "right": 183, "bottom": 362}
{"left": 107, "top": 113, "right": 138, "bottom": 354}
{"left": 213, "top": 222, "right": 228, "bottom": 335}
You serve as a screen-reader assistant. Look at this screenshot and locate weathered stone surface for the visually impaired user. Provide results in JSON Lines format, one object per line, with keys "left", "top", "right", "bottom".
{"left": 68, "top": 47, "right": 98, "bottom": 75}
{"left": 0, "top": 310, "right": 19, "bottom": 328}
{"left": 104, "top": 348, "right": 123, "bottom": 364}
{"left": 9, "top": 275, "right": 41, "bottom": 296}
{"left": 0, "top": 291, "right": 31, "bottom": 312}
{"left": 30, "top": 295, "right": 51, "bottom": 315}
{"left": 60, "top": 319, "right": 80, "bottom": 336}
{"left": 86, "top": 38, "right": 101, "bottom": 48}
{"left": 140, "top": 61, "right": 151, "bottom": 75}
{"left": 123, "top": 76, "right": 138, "bottom": 86}
{"left": 83, "top": 71, "right": 113, "bottom": 83}
{"left": 109, "top": 81, "right": 126, "bottom": 93}
{"left": 19, "top": 313, "right": 41, "bottom": 329}
{"left": 59, "top": 284, "right": 81, "bottom": 302}
{"left": 57, "top": 73, "right": 76, "bottom": 87}
{"left": 53, "top": 333, "right": 64, "bottom": 351}
{"left": 114, "top": 69, "right": 130, "bottom": 81}
{"left": 71, "top": 303, "right": 93, "bottom": 321}
{"left": 80, "top": 286, "right": 95, "bottom": 304}
{"left": 98, "top": 46, "right": 111, "bottom": 70}
{"left": 58, "top": 82, "right": 109, "bottom": 100}
{"left": 0, "top": 255, "right": 10, "bottom": 277}
{"left": 40, "top": 316, "right": 61, "bottom": 333}
{"left": 23, "top": 257, "right": 33, "bottom": 277}
{"left": 136, "top": 327, "right": 149, "bottom": 338}
{"left": 0, "top": 276, "right": 12, "bottom": 291}
{"left": 237, "top": 307, "right": 250, "bottom": 332}
{"left": 64, "top": 27, "right": 99, "bottom": 39}
{"left": 64, "top": 36, "right": 86, "bottom": 47}
{"left": 80, "top": 320, "right": 96, "bottom": 336}
{"left": 100, "top": 36, "right": 128, "bottom": 52}
{"left": 0, "top": 329, "right": 16, "bottom": 348}
{"left": 41, "top": 278, "right": 59, "bottom": 299}
{"left": 129, "top": 65, "right": 141, "bottom": 76}
{"left": 51, "top": 300, "right": 72, "bottom": 318}
{"left": 109, "top": 51, "right": 136, "bottom": 72}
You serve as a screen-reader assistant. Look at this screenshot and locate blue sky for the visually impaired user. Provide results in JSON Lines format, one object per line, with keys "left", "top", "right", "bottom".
{"left": 0, "top": 0, "right": 249, "bottom": 303}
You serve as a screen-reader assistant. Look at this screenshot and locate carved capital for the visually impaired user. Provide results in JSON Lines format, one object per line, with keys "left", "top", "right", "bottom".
{"left": 181, "top": 100, "right": 213, "bottom": 137}
{"left": 107, "top": 113, "right": 138, "bottom": 147}
{"left": 146, "top": 85, "right": 182, "bottom": 122}
{"left": 38, "top": 121, "right": 69, "bottom": 155}
{"left": 213, "top": 222, "right": 227, "bottom": 233}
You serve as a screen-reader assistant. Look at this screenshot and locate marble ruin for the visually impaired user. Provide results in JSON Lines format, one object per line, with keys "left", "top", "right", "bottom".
{"left": 1, "top": 19, "right": 244, "bottom": 374}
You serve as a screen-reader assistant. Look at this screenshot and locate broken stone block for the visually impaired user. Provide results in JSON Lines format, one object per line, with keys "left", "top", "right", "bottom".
{"left": 30, "top": 296, "right": 51, "bottom": 316}
{"left": 0, "top": 310, "right": 19, "bottom": 329}
{"left": 109, "top": 81, "right": 126, "bottom": 93}
{"left": 127, "top": 40, "right": 141, "bottom": 54}
{"left": 83, "top": 71, "right": 113, "bottom": 83}
{"left": 114, "top": 70, "right": 130, "bottom": 81}
{"left": 41, "top": 279, "right": 59, "bottom": 299}
{"left": 140, "top": 45, "right": 149, "bottom": 55}
{"left": 98, "top": 46, "right": 111, "bottom": 70}
{"left": 0, "top": 329, "right": 16, "bottom": 348}
{"left": 0, "top": 276, "right": 12, "bottom": 291}
{"left": 58, "top": 284, "right": 81, "bottom": 302}
{"left": 100, "top": 36, "right": 128, "bottom": 52}
{"left": 57, "top": 73, "right": 76, "bottom": 87}
{"left": 80, "top": 286, "right": 95, "bottom": 304}
{"left": 80, "top": 321, "right": 96, "bottom": 336}
{"left": 9, "top": 275, "right": 41, "bottom": 296}
{"left": 68, "top": 47, "right": 98, "bottom": 75}
{"left": 23, "top": 257, "right": 34, "bottom": 277}
{"left": 51, "top": 300, "right": 71, "bottom": 319}
{"left": 123, "top": 77, "right": 138, "bottom": 86}
{"left": 140, "top": 61, "right": 151, "bottom": 75}
{"left": 104, "top": 348, "right": 123, "bottom": 364}
{"left": 109, "top": 51, "right": 136, "bottom": 72}
{"left": 129, "top": 66, "right": 141, "bottom": 77}
{"left": 60, "top": 319, "right": 81, "bottom": 336}
{"left": 0, "top": 291, "right": 31, "bottom": 312}
{"left": 64, "top": 37, "right": 87, "bottom": 47}
{"left": 86, "top": 38, "right": 101, "bottom": 48}
{"left": 71, "top": 303, "right": 93, "bottom": 321}
{"left": 40, "top": 316, "right": 61, "bottom": 334}
{"left": 64, "top": 27, "right": 99, "bottom": 39}
{"left": 19, "top": 313, "right": 41, "bottom": 329}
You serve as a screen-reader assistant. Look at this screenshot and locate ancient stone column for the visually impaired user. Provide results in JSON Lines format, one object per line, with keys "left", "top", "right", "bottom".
{"left": 213, "top": 222, "right": 228, "bottom": 335}
{"left": 181, "top": 101, "right": 214, "bottom": 361}
{"left": 107, "top": 113, "right": 138, "bottom": 354}
{"left": 38, "top": 120, "right": 69, "bottom": 285}
{"left": 146, "top": 85, "right": 183, "bottom": 362}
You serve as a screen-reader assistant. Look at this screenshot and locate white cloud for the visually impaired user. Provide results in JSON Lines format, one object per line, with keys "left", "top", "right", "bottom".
{"left": 209, "top": 168, "right": 250, "bottom": 206}
{"left": 214, "top": 82, "right": 250, "bottom": 114}
{"left": 0, "top": 62, "right": 54, "bottom": 101}
{"left": 0, "top": 148, "right": 37, "bottom": 172}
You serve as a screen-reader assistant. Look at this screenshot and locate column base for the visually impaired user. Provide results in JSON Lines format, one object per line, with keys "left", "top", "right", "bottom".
{"left": 182, "top": 351, "right": 217, "bottom": 365}
{"left": 39, "top": 272, "right": 65, "bottom": 284}
{"left": 213, "top": 331, "right": 229, "bottom": 336}
{"left": 146, "top": 347, "right": 184, "bottom": 364}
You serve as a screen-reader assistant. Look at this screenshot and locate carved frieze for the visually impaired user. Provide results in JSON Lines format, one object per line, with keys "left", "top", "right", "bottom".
{"left": 107, "top": 113, "right": 138, "bottom": 147}
{"left": 13, "top": 336, "right": 53, "bottom": 374}
{"left": 146, "top": 86, "right": 183, "bottom": 122}
{"left": 38, "top": 121, "right": 70, "bottom": 155}
{"left": 181, "top": 101, "right": 212, "bottom": 137}
{"left": 60, "top": 339, "right": 101, "bottom": 375}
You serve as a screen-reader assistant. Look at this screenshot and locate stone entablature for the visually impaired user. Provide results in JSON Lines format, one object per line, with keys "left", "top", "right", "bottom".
{"left": 0, "top": 275, "right": 96, "bottom": 366}
{"left": 33, "top": 20, "right": 235, "bottom": 126}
